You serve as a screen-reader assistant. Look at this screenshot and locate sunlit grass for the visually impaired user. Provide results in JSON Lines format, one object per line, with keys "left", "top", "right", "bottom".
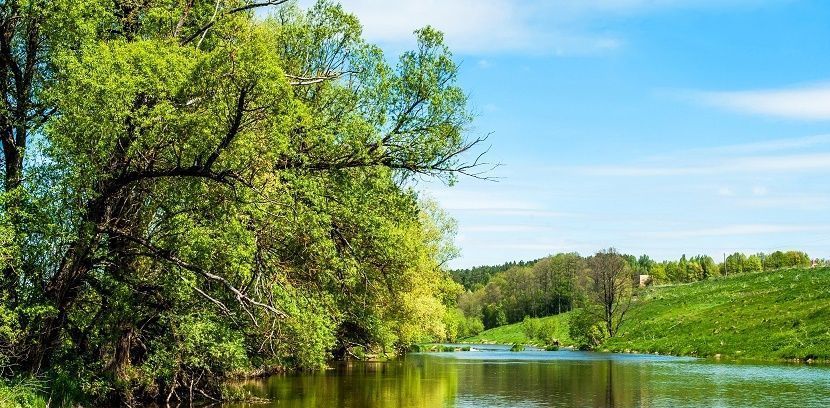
{"left": 460, "top": 311, "right": 575, "bottom": 346}
{"left": 0, "top": 379, "right": 47, "bottom": 408}
{"left": 604, "top": 266, "right": 830, "bottom": 361}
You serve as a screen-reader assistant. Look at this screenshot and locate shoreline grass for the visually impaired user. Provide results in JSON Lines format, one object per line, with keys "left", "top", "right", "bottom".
{"left": 460, "top": 311, "right": 575, "bottom": 347}
{"left": 0, "top": 379, "right": 47, "bottom": 408}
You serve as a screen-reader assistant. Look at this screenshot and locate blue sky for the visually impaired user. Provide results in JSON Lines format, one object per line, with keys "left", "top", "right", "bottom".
{"left": 301, "top": 0, "right": 830, "bottom": 267}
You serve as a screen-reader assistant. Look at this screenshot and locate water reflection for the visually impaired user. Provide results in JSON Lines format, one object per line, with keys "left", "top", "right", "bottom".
{"left": 222, "top": 347, "right": 830, "bottom": 408}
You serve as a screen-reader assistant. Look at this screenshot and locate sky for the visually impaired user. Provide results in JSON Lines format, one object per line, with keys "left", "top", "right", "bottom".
{"left": 296, "top": 0, "right": 830, "bottom": 268}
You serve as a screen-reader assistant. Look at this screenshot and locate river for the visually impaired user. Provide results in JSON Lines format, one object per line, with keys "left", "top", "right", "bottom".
{"left": 222, "top": 344, "right": 830, "bottom": 407}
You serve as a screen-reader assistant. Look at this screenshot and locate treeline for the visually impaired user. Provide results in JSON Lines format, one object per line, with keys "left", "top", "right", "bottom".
{"left": 629, "top": 250, "right": 812, "bottom": 283}
{"left": 450, "top": 259, "right": 539, "bottom": 290}
{"left": 452, "top": 250, "right": 816, "bottom": 337}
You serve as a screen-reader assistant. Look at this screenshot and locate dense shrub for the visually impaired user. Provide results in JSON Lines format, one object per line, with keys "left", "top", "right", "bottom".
{"left": 568, "top": 309, "right": 606, "bottom": 350}
{"left": 522, "top": 316, "right": 561, "bottom": 345}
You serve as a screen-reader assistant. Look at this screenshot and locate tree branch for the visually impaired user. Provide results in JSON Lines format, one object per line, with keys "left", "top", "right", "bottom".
{"left": 286, "top": 71, "right": 352, "bottom": 86}
{"left": 181, "top": 0, "right": 290, "bottom": 46}
{"left": 104, "top": 228, "right": 287, "bottom": 320}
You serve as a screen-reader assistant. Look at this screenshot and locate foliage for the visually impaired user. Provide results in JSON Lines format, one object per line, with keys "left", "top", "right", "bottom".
{"left": 452, "top": 248, "right": 814, "bottom": 349}
{"left": 457, "top": 253, "right": 583, "bottom": 330}
{"left": 451, "top": 259, "right": 538, "bottom": 291}
{"left": 765, "top": 251, "right": 811, "bottom": 270}
{"left": 443, "top": 309, "right": 484, "bottom": 342}
{"left": 0, "top": 0, "right": 483, "bottom": 404}
{"left": 522, "top": 316, "right": 562, "bottom": 346}
{"left": 0, "top": 378, "right": 47, "bottom": 408}
{"left": 568, "top": 308, "right": 606, "bottom": 350}
{"left": 582, "top": 249, "right": 632, "bottom": 338}
{"left": 461, "top": 312, "right": 574, "bottom": 346}
{"left": 509, "top": 343, "right": 525, "bottom": 352}
{"left": 482, "top": 304, "right": 508, "bottom": 329}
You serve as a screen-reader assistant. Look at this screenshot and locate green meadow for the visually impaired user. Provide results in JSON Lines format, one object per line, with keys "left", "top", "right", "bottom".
{"left": 463, "top": 267, "right": 830, "bottom": 362}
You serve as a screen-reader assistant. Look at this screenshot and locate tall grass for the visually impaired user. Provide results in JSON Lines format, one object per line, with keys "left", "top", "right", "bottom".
{"left": 0, "top": 379, "right": 47, "bottom": 408}
{"left": 604, "top": 267, "right": 830, "bottom": 361}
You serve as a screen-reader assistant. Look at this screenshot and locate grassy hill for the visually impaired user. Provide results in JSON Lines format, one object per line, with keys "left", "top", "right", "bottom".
{"left": 604, "top": 266, "right": 830, "bottom": 361}
{"left": 461, "top": 267, "right": 830, "bottom": 362}
{"left": 461, "top": 312, "right": 575, "bottom": 346}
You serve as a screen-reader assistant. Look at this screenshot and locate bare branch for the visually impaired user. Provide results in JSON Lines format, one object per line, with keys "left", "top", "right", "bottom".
{"left": 191, "top": 284, "right": 232, "bottom": 316}
{"left": 203, "top": 85, "right": 249, "bottom": 169}
{"left": 105, "top": 228, "right": 288, "bottom": 320}
{"left": 286, "top": 71, "right": 353, "bottom": 86}
{"left": 181, "top": 0, "right": 290, "bottom": 46}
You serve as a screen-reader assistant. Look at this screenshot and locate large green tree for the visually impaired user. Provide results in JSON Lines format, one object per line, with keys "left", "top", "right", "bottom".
{"left": 0, "top": 0, "right": 484, "bottom": 404}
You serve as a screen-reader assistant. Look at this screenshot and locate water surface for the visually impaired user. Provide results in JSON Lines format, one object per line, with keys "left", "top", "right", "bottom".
{"left": 223, "top": 344, "right": 830, "bottom": 407}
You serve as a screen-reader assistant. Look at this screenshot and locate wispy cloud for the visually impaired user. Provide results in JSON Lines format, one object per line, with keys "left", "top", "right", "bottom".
{"left": 295, "top": 0, "right": 773, "bottom": 55}
{"left": 464, "top": 224, "right": 555, "bottom": 233}
{"left": 572, "top": 152, "right": 830, "bottom": 177}
{"left": 634, "top": 224, "right": 830, "bottom": 239}
{"left": 428, "top": 189, "right": 539, "bottom": 211}
{"left": 737, "top": 195, "right": 830, "bottom": 210}
{"left": 687, "top": 134, "right": 830, "bottom": 155}
{"left": 296, "top": 0, "right": 619, "bottom": 55}
{"left": 549, "top": 0, "right": 774, "bottom": 15}
{"left": 684, "top": 83, "right": 830, "bottom": 120}
{"left": 752, "top": 186, "right": 768, "bottom": 196}
{"left": 481, "top": 241, "right": 593, "bottom": 252}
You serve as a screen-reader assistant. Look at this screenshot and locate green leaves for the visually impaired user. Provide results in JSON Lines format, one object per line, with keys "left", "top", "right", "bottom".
{"left": 1, "top": 0, "right": 481, "bottom": 402}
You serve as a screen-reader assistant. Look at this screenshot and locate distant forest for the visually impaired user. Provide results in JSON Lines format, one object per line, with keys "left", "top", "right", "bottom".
{"left": 450, "top": 259, "right": 541, "bottom": 290}
{"left": 448, "top": 250, "right": 819, "bottom": 335}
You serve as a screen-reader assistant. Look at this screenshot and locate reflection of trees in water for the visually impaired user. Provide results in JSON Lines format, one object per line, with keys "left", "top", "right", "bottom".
{"left": 606, "top": 360, "right": 615, "bottom": 408}
{"left": 221, "top": 355, "right": 828, "bottom": 408}
{"left": 227, "top": 357, "right": 659, "bottom": 408}
{"left": 227, "top": 358, "right": 458, "bottom": 408}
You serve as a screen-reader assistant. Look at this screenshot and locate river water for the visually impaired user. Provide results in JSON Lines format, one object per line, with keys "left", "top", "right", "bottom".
{"left": 222, "top": 344, "right": 830, "bottom": 407}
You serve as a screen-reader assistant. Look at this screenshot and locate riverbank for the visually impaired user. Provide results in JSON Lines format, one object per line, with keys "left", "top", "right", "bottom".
{"left": 461, "top": 312, "right": 575, "bottom": 347}
{"left": 461, "top": 267, "right": 830, "bottom": 362}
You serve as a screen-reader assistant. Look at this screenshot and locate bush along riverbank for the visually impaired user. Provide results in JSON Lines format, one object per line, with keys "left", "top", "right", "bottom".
{"left": 461, "top": 312, "right": 575, "bottom": 348}
{"left": 0, "top": 379, "right": 48, "bottom": 408}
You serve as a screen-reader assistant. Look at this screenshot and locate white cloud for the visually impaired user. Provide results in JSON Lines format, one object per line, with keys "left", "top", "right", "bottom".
{"left": 463, "top": 224, "right": 554, "bottom": 233}
{"left": 465, "top": 209, "right": 575, "bottom": 218}
{"left": 738, "top": 195, "right": 830, "bottom": 210}
{"left": 686, "top": 83, "right": 830, "bottom": 120}
{"left": 571, "top": 152, "right": 830, "bottom": 177}
{"left": 293, "top": 0, "right": 771, "bottom": 55}
{"left": 429, "top": 189, "right": 540, "bottom": 211}
{"left": 718, "top": 187, "right": 735, "bottom": 197}
{"left": 752, "top": 186, "right": 768, "bottom": 196}
{"left": 688, "top": 134, "right": 830, "bottom": 155}
{"left": 635, "top": 224, "right": 830, "bottom": 239}
{"left": 550, "top": 0, "right": 770, "bottom": 15}
{"left": 427, "top": 188, "right": 575, "bottom": 217}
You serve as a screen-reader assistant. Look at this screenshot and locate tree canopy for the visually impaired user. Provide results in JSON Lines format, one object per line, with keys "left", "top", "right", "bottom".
{"left": 0, "top": 0, "right": 484, "bottom": 404}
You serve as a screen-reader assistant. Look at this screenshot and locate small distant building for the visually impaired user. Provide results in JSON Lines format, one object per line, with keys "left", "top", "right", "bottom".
{"left": 636, "top": 274, "right": 653, "bottom": 288}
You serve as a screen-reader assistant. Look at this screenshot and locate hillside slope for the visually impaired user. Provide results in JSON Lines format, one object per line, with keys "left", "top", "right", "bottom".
{"left": 461, "top": 312, "right": 575, "bottom": 346}
{"left": 604, "top": 267, "right": 830, "bottom": 361}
